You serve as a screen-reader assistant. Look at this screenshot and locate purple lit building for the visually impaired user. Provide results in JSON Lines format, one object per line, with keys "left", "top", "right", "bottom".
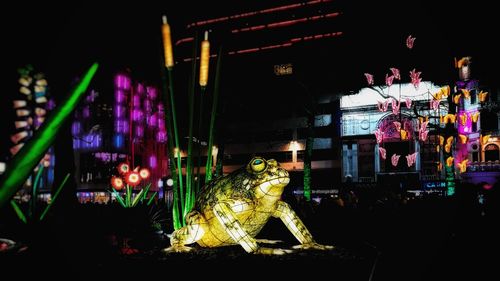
{"left": 72, "top": 72, "right": 168, "bottom": 203}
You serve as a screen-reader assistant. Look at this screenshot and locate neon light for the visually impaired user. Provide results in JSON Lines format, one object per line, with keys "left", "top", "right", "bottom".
{"left": 237, "top": 48, "right": 260, "bottom": 54}
{"left": 115, "top": 90, "right": 125, "bottom": 103}
{"left": 149, "top": 155, "right": 157, "bottom": 168}
{"left": 0, "top": 63, "right": 98, "bottom": 208}
{"left": 135, "top": 126, "right": 144, "bottom": 138}
{"left": 132, "top": 109, "right": 143, "bottom": 121}
{"left": 113, "top": 134, "right": 124, "bottom": 148}
{"left": 268, "top": 18, "right": 307, "bottom": 28}
{"left": 158, "top": 115, "right": 165, "bottom": 129}
{"left": 83, "top": 106, "right": 90, "bottom": 118}
{"left": 156, "top": 131, "right": 166, "bottom": 142}
{"left": 186, "top": 0, "right": 332, "bottom": 28}
{"left": 71, "top": 122, "right": 81, "bottom": 135}
{"left": 325, "top": 12, "right": 340, "bottom": 18}
{"left": 144, "top": 99, "right": 152, "bottom": 112}
{"left": 136, "top": 83, "right": 145, "bottom": 94}
{"left": 175, "top": 37, "right": 194, "bottom": 46}
{"left": 147, "top": 114, "right": 157, "bottom": 127}
{"left": 115, "top": 74, "right": 131, "bottom": 90}
{"left": 230, "top": 13, "right": 339, "bottom": 34}
{"left": 133, "top": 95, "right": 140, "bottom": 107}
{"left": 115, "top": 120, "right": 129, "bottom": 133}
{"left": 186, "top": 32, "right": 342, "bottom": 59}
{"left": 115, "top": 105, "right": 125, "bottom": 118}
{"left": 146, "top": 87, "right": 157, "bottom": 100}
{"left": 81, "top": 133, "right": 102, "bottom": 149}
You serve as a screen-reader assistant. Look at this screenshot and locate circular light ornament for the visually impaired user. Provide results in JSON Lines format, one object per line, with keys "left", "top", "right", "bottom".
{"left": 125, "top": 171, "right": 141, "bottom": 187}
{"left": 118, "top": 163, "right": 130, "bottom": 174}
{"left": 111, "top": 176, "right": 124, "bottom": 190}
{"left": 166, "top": 178, "right": 174, "bottom": 187}
{"left": 139, "top": 168, "right": 150, "bottom": 180}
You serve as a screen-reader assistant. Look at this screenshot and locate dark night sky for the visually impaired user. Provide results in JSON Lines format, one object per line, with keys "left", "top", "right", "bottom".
{"left": 3, "top": 1, "right": 497, "bottom": 88}
{"left": 1, "top": 0, "right": 497, "bottom": 159}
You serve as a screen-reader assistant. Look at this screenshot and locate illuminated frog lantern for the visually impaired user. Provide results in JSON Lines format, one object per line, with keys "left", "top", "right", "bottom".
{"left": 165, "top": 157, "right": 333, "bottom": 254}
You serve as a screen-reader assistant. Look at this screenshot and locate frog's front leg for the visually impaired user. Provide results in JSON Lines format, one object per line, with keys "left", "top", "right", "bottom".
{"left": 273, "top": 201, "right": 334, "bottom": 250}
{"left": 213, "top": 202, "right": 292, "bottom": 255}
{"left": 164, "top": 212, "right": 205, "bottom": 253}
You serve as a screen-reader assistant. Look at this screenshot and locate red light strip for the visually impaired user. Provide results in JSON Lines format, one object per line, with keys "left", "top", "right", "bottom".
{"left": 325, "top": 12, "right": 340, "bottom": 18}
{"left": 230, "top": 12, "right": 340, "bottom": 34}
{"left": 227, "top": 32, "right": 341, "bottom": 55}
{"left": 175, "top": 37, "right": 194, "bottom": 46}
{"left": 237, "top": 48, "right": 260, "bottom": 54}
{"left": 187, "top": 0, "right": 333, "bottom": 28}
{"left": 180, "top": 31, "right": 342, "bottom": 61}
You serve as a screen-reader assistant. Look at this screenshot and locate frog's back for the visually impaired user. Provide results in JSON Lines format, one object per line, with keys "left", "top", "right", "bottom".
{"left": 194, "top": 169, "right": 252, "bottom": 213}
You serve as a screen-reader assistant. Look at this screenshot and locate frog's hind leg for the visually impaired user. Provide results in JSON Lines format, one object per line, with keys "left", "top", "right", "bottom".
{"left": 164, "top": 211, "right": 205, "bottom": 253}
{"left": 273, "top": 200, "right": 334, "bottom": 250}
{"left": 213, "top": 202, "right": 292, "bottom": 255}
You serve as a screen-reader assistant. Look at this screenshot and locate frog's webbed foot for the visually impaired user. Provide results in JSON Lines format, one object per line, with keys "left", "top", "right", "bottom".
{"left": 255, "top": 239, "right": 283, "bottom": 244}
{"left": 163, "top": 245, "right": 195, "bottom": 253}
{"left": 292, "top": 242, "right": 334, "bottom": 250}
{"left": 254, "top": 247, "right": 294, "bottom": 255}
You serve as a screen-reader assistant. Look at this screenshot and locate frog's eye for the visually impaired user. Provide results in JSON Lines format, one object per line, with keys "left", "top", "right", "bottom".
{"left": 251, "top": 158, "right": 267, "bottom": 173}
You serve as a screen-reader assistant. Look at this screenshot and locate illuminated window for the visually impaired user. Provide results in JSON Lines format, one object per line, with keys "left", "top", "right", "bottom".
{"left": 471, "top": 91, "right": 477, "bottom": 104}
{"left": 472, "top": 151, "right": 479, "bottom": 162}
{"left": 485, "top": 144, "right": 499, "bottom": 162}
{"left": 274, "top": 63, "right": 293, "bottom": 76}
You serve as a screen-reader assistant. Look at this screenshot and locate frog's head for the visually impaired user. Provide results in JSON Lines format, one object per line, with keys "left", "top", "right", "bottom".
{"left": 244, "top": 157, "right": 290, "bottom": 198}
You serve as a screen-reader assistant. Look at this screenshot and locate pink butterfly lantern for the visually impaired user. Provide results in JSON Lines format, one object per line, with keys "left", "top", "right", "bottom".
{"left": 385, "top": 74, "right": 394, "bottom": 86}
{"left": 379, "top": 147, "right": 387, "bottom": 160}
{"left": 405, "top": 97, "right": 412, "bottom": 109}
{"left": 391, "top": 154, "right": 401, "bottom": 167}
{"left": 374, "top": 129, "right": 384, "bottom": 144}
{"left": 409, "top": 69, "right": 422, "bottom": 88}
{"left": 406, "top": 152, "right": 418, "bottom": 167}
{"left": 390, "top": 68, "right": 401, "bottom": 80}
{"left": 406, "top": 35, "right": 416, "bottom": 49}
{"left": 392, "top": 99, "right": 400, "bottom": 115}
{"left": 364, "top": 73, "right": 374, "bottom": 85}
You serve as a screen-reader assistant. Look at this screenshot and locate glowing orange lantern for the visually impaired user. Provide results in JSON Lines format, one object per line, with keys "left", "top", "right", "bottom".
{"left": 446, "top": 156, "right": 454, "bottom": 167}
{"left": 139, "top": 168, "right": 151, "bottom": 180}
{"left": 111, "top": 176, "right": 124, "bottom": 191}
{"left": 162, "top": 16, "right": 174, "bottom": 68}
{"left": 471, "top": 112, "right": 480, "bottom": 123}
{"left": 479, "top": 91, "right": 488, "bottom": 102}
{"left": 199, "top": 31, "right": 210, "bottom": 87}
{"left": 118, "top": 163, "right": 130, "bottom": 174}
{"left": 125, "top": 171, "right": 141, "bottom": 187}
{"left": 461, "top": 89, "right": 471, "bottom": 99}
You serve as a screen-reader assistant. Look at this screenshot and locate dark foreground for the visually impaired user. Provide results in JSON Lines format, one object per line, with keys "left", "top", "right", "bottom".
{"left": 1, "top": 186, "right": 498, "bottom": 280}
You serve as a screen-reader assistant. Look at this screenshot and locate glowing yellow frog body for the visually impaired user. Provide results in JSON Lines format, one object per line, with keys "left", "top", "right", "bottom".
{"left": 165, "top": 157, "right": 333, "bottom": 254}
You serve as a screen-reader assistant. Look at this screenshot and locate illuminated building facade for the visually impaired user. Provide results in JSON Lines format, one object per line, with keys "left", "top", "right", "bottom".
{"left": 340, "top": 82, "right": 444, "bottom": 191}
{"left": 340, "top": 62, "right": 500, "bottom": 193}
{"left": 72, "top": 72, "right": 168, "bottom": 201}
{"left": 454, "top": 58, "right": 500, "bottom": 186}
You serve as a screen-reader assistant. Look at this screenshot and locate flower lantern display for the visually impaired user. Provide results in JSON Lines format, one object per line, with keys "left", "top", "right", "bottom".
{"left": 125, "top": 171, "right": 141, "bottom": 187}
{"left": 110, "top": 163, "right": 156, "bottom": 208}
{"left": 118, "top": 163, "right": 130, "bottom": 174}
{"left": 111, "top": 176, "right": 124, "bottom": 191}
{"left": 139, "top": 168, "right": 150, "bottom": 180}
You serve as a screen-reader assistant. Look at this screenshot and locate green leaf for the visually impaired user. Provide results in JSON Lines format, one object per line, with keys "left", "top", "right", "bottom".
{"left": 111, "top": 189, "right": 126, "bottom": 208}
{"left": 132, "top": 189, "right": 145, "bottom": 207}
{"left": 10, "top": 200, "right": 27, "bottom": 224}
